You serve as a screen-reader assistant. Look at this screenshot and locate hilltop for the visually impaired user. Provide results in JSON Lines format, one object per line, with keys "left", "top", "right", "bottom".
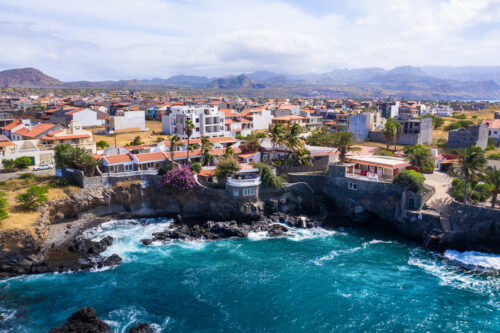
{"left": 0, "top": 68, "right": 62, "bottom": 87}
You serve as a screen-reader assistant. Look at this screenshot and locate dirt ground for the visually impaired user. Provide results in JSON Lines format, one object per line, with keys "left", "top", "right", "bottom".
{"left": 91, "top": 120, "right": 166, "bottom": 148}
{"left": 0, "top": 175, "right": 79, "bottom": 233}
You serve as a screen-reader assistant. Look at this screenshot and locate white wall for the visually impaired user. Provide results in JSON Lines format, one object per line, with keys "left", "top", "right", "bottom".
{"left": 72, "top": 108, "right": 104, "bottom": 127}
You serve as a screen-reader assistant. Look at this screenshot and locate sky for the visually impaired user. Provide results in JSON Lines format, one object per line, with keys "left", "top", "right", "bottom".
{"left": 1, "top": 0, "right": 500, "bottom": 81}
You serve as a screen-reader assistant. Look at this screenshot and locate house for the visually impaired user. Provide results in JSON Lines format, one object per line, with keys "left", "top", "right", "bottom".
{"left": 65, "top": 108, "right": 105, "bottom": 127}
{"left": 273, "top": 104, "right": 300, "bottom": 117}
{"left": 272, "top": 115, "right": 306, "bottom": 128}
{"left": 368, "top": 117, "right": 433, "bottom": 145}
{"left": 40, "top": 121, "right": 97, "bottom": 154}
{"left": 11, "top": 122, "right": 59, "bottom": 141}
{"left": 105, "top": 111, "right": 147, "bottom": 134}
{"left": 344, "top": 155, "right": 411, "bottom": 182}
{"left": 0, "top": 136, "right": 54, "bottom": 169}
{"left": 430, "top": 104, "right": 453, "bottom": 117}
{"left": 162, "top": 105, "right": 226, "bottom": 139}
{"left": 446, "top": 124, "right": 488, "bottom": 149}
{"left": 482, "top": 119, "right": 500, "bottom": 145}
{"left": 158, "top": 136, "right": 236, "bottom": 152}
{"left": 348, "top": 112, "right": 371, "bottom": 141}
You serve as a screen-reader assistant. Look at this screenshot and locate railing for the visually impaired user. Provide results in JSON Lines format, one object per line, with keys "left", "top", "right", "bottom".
{"left": 227, "top": 176, "right": 261, "bottom": 187}
{"left": 346, "top": 172, "right": 379, "bottom": 182}
{"left": 107, "top": 169, "right": 158, "bottom": 177}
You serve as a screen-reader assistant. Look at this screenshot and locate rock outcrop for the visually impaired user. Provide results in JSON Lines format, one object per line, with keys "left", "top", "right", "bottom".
{"left": 49, "top": 307, "right": 110, "bottom": 333}
{"left": 129, "top": 323, "right": 154, "bottom": 333}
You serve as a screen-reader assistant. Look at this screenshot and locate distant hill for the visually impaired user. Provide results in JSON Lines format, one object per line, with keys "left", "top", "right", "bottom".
{"left": 0, "top": 68, "right": 62, "bottom": 87}
{"left": 422, "top": 66, "right": 500, "bottom": 85}
{"left": 161, "top": 75, "right": 211, "bottom": 87}
{"left": 207, "top": 74, "right": 265, "bottom": 89}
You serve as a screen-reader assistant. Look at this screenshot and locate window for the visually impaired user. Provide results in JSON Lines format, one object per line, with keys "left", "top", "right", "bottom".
{"left": 348, "top": 182, "right": 358, "bottom": 190}
{"left": 242, "top": 188, "right": 256, "bottom": 196}
{"left": 124, "top": 164, "right": 132, "bottom": 171}
{"left": 233, "top": 190, "right": 239, "bottom": 196}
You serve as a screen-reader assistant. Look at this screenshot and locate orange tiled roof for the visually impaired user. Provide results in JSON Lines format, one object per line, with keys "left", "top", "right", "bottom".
{"left": 1, "top": 119, "right": 22, "bottom": 131}
{"left": 22, "top": 123, "right": 57, "bottom": 138}
{"left": 41, "top": 134, "right": 91, "bottom": 140}
{"left": 134, "top": 152, "right": 168, "bottom": 162}
{"left": 103, "top": 154, "right": 133, "bottom": 164}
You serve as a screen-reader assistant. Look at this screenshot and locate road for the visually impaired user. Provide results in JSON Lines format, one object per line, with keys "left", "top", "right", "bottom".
{"left": 425, "top": 171, "right": 453, "bottom": 210}
{"left": 0, "top": 168, "right": 55, "bottom": 181}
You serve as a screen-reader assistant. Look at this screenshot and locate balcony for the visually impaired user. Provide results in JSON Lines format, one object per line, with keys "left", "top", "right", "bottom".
{"left": 227, "top": 175, "right": 261, "bottom": 187}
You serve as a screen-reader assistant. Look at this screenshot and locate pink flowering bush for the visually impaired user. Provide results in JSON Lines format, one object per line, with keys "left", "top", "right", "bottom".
{"left": 159, "top": 164, "right": 197, "bottom": 191}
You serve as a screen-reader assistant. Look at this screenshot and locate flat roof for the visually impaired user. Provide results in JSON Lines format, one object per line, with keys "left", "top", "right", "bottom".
{"left": 346, "top": 155, "right": 410, "bottom": 169}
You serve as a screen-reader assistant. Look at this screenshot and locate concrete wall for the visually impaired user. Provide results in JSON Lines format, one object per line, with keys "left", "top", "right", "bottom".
{"left": 72, "top": 108, "right": 104, "bottom": 127}
{"left": 348, "top": 113, "right": 370, "bottom": 141}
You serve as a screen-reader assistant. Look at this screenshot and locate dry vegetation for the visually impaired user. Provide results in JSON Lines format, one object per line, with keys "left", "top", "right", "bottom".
{"left": 0, "top": 175, "right": 79, "bottom": 232}
{"left": 91, "top": 120, "right": 166, "bottom": 148}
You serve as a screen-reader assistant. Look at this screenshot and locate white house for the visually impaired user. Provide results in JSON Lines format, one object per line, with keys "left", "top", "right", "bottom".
{"left": 482, "top": 119, "right": 500, "bottom": 144}
{"left": 105, "top": 111, "right": 147, "bottom": 134}
{"left": 430, "top": 104, "right": 453, "bottom": 117}
{"left": 162, "top": 105, "right": 226, "bottom": 139}
{"left": 65, "top": 108, "right": 104, "bottom": 127}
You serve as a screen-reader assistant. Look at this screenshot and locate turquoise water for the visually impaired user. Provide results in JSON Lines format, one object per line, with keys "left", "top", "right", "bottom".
{"left": 1, "top": 218, "right": 499, "bottom": 332}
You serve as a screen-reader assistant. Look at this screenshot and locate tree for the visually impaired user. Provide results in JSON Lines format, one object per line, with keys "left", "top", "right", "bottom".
{"left": 482, "top": 166, "right": 500, "bottom": 208}
{"left": 16, "top": 185, "right": 49, "bottom": 210}
{"left": 253, "top": 162, "right": 284, "bottom": 189}
{"left": 240, "top": 134, "right": 262, "bottom": 154}
{"left": 54, "top": 144, "right": 98, "bottom": 176}
{"left": 14, "top": 156, "right": 32, "bottom": 170}
{"left": 96, "top": 140, "right": 110, "bottom": 150}
{"left": 0, "top": 191, "right": 8, "bottom": 220}
{"left": 224, "top": 146, "right": 234, "bottom": 158}
{"left": 434, "top": 117, "right": 444, "bottom": 129}
{"left": 169, "top": 135, "right": 181, "bottom": 164}
{"left": 406, "top": 145, "right": 435, "bottom": 173}
{"left": 190, "top": 162, "right": 202, "bottom": 173}
{"left": 158, "top": 164, "right": 196, "bottom": 192}
{"left": 383, "top": 119, "right": 397, "bottom": 150}
{"left": 332, "top": 131, "right": 360, "bottom": 162}
{"left": 269, "top": 123, "right": 285, "bottom": 157}
{"left": 2, "top": 159, "right": 15, "bottom": 172}
{"left": 215, "top": 155, "right": 240, "bottom": 180}
{"left": 448, "top": 146, "right": 487, "bottom": 205}
{"left": 128, "top": 136, "right": 144, "bottom": 146}
{"left": 184, "top": 118, "right": 195, "bottom": 164}
{"left": 393, "top": 170, "right": 425, "bottom": 192}
{"left": 200, "top": 136, "right": 214, "bottom": 166}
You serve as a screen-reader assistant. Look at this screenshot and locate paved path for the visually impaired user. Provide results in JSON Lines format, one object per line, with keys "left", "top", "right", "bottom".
{"left": 425, "top": 171, "right": 453, "bottom": 211}
{"left": 0, "top": 168, "right": 55, "bottom": 181}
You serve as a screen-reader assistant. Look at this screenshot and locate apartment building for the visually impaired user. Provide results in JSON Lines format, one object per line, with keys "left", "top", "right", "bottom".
{"left": 430, "top": 104, "right": 453, "bottom": 117}
{"left": 40, "top": 121, "right": 97, "bottom": 154}
{"left": 162, "top": 105, "right": 226, "bottom": 139}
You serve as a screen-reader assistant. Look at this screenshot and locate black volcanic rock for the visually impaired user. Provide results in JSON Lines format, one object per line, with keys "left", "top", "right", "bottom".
{"left": 49, "top": 307, "right": 110, "bottom": 333}
{"left": 129, "top": 323, "right": 154, "bottom": 333}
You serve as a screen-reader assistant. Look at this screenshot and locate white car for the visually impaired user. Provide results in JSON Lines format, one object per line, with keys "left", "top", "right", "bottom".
{"left": 33, "top": 163, "right": 54, "bottom": 171}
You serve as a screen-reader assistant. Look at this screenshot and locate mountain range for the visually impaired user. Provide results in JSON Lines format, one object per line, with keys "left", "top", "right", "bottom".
{"left": 2, "top": 66, "right": 500, "bottom": 100}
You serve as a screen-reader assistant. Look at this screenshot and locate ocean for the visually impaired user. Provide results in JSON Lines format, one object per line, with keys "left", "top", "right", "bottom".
{"left": 1, "top": 218, "right": 499, "bottom": 332}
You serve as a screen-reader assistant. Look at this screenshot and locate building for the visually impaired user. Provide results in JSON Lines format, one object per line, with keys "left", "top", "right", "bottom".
{"left": 10, "top": 122, "right": 59, "bottom": 141}
{"left": 250, "top": 108, "right": 274, "bottom": 131}
{"left": 106, "top": 111, "right": 147, "bottom": 134}
{"left": 446, "top": 124, "right": 488, "bottom": 149}
{"left": 0, "top": 136, "right": 54, "bottom": 169}
{"left": 397, "top": 117, "right": 433, "bottom": 145}
{"left": 344, "top": 155, "right": 411, "bottom": 182}
{"left": 40, "top": 121, "right": 97, "bottom": 154}
{"left": 430, "top": 104, "right": 453, "bottom": 117}
{"left": 271, "top": 115, "right": 306, "bottom": 128}
{"left": 482, "top": 119, "right": 500, "bottom": 145}
{"left": 348, "top": 112, "right": 371, "bottom": 141}
{"left": 65, "top": 108, "right": 105, "bottom": 127}
{"left": 162, "top": 105, "right": 225, "bottom": 139}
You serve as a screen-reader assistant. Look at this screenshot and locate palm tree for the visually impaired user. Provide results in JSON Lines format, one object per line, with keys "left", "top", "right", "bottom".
{"left": 482, "top": 166, "right": 500, "bottom": 208}
{"left": 393, "top": 121, "right": 402, "bottom": 150}
{"left": 332, "top": 131, "right": 361, "bottom": 162}
{"left": 184, "top": 118, "right": 195, "bottom": 164}
{"left": 201, "top": 136, "right": 214, "bottom": 166}
{"left": 169, "top": 135, "right": 181, "bottom": 164}
{"left": 382, "top": 120, "right": 396, "bottom": 150}
{"left": 448, "top": 146, "right": 487, "bottom": 205}
{"left": 269, "top": 123, "right": 285, "bottom": 159}
{"left": 224, "top": 145, "right": 234, "bottom": 158}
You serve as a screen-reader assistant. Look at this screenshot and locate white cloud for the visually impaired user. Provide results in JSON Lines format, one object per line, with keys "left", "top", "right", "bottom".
{"left": 0, "top": 0, "right": 499, "bottom": 80}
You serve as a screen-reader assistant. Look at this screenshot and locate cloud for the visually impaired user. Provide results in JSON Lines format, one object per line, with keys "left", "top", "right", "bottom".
{"left": 0, "top": 0, "right": 499, "bottom": 80}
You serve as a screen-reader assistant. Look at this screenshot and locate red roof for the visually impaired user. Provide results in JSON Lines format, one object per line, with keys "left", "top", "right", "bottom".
{"left": 103, "top": 154, "right": 133, "bottom": 164}
{"left": 21, "top": 123, "right": 57, "bottom": 138}
{"left": 483, "top": 119, "right": 500, "bottom": 129}
{"left": 134, "top": 152, "right": 168, "bottom": 162}
{"left": 41, "top": 134, "right": 91, "bottom": 140}
{"left": 1, "top": 119, "right": 22, "bottom": 131}
{"left": 65, "top": 108, "right": 85, "bottom": 115}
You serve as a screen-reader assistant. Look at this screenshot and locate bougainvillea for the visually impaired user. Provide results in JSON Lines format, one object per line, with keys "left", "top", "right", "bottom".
{"left": 159, "top": 164, "right": 197, "bottom": 191}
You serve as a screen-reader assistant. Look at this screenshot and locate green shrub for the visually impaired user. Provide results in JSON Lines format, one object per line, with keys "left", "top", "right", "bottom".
{"left": 189, "top": 162, "right": 202, "bottom": 173}
{"left": 253, "top": 162, "right": 285, "bottom": 189}
{"left": 444, "top": 120, "right": 473, "bottom": 131}
{"left": 489, "top": 153, "right": 500, "bottom": 160}
{"left": 486, "top": 144, "right": 496, "bottom": 151}
{"left": 49, "top": 176, "right": 75, "bottom": 187}
{"left": 452, "top": 113, "right": 467, "bottom": 119}
{"left": 16, "top": 185, "right": 49, "bottom": 210}
{"left": 157, "top": 163, "right": 174, "bottom": 176}
{"left": 96, "top": 140, "right": 110, "bottom": 149}
{"left": 14, "top": 156, "right": 32, "bottom": 170}
{"left": 2, "top": 159, "right": 15, "bottom": 171}
{"left": 451, "top": 178, "right": 491, "bottom": 203}
{"left": 19, "top": 172, "right": 36, "bottom": 180}
{"left": 393, "top": 170, "right": 425, "bottom": 192}
{"left": 375, "top": 149, "right": 393, "bottom": 156}
{"left": 0, "top": 191, "right": 8, "bottom": 220}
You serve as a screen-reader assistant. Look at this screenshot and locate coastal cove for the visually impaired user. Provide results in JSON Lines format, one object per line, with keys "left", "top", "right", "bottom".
{"left": 1, "top": 218, "right": 499, "bottom": 332}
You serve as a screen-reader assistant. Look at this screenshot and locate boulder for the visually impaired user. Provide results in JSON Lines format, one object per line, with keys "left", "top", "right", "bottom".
{"left": 49, "top": 307, "right": 110, "bottom": 333}
{"left": 129, "top": 323, "right": 154, "bottom": 333}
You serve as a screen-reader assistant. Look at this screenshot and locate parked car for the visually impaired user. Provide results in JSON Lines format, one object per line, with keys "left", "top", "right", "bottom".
{"left": 33, "top": 163, "right": 54, "bottom": 171}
